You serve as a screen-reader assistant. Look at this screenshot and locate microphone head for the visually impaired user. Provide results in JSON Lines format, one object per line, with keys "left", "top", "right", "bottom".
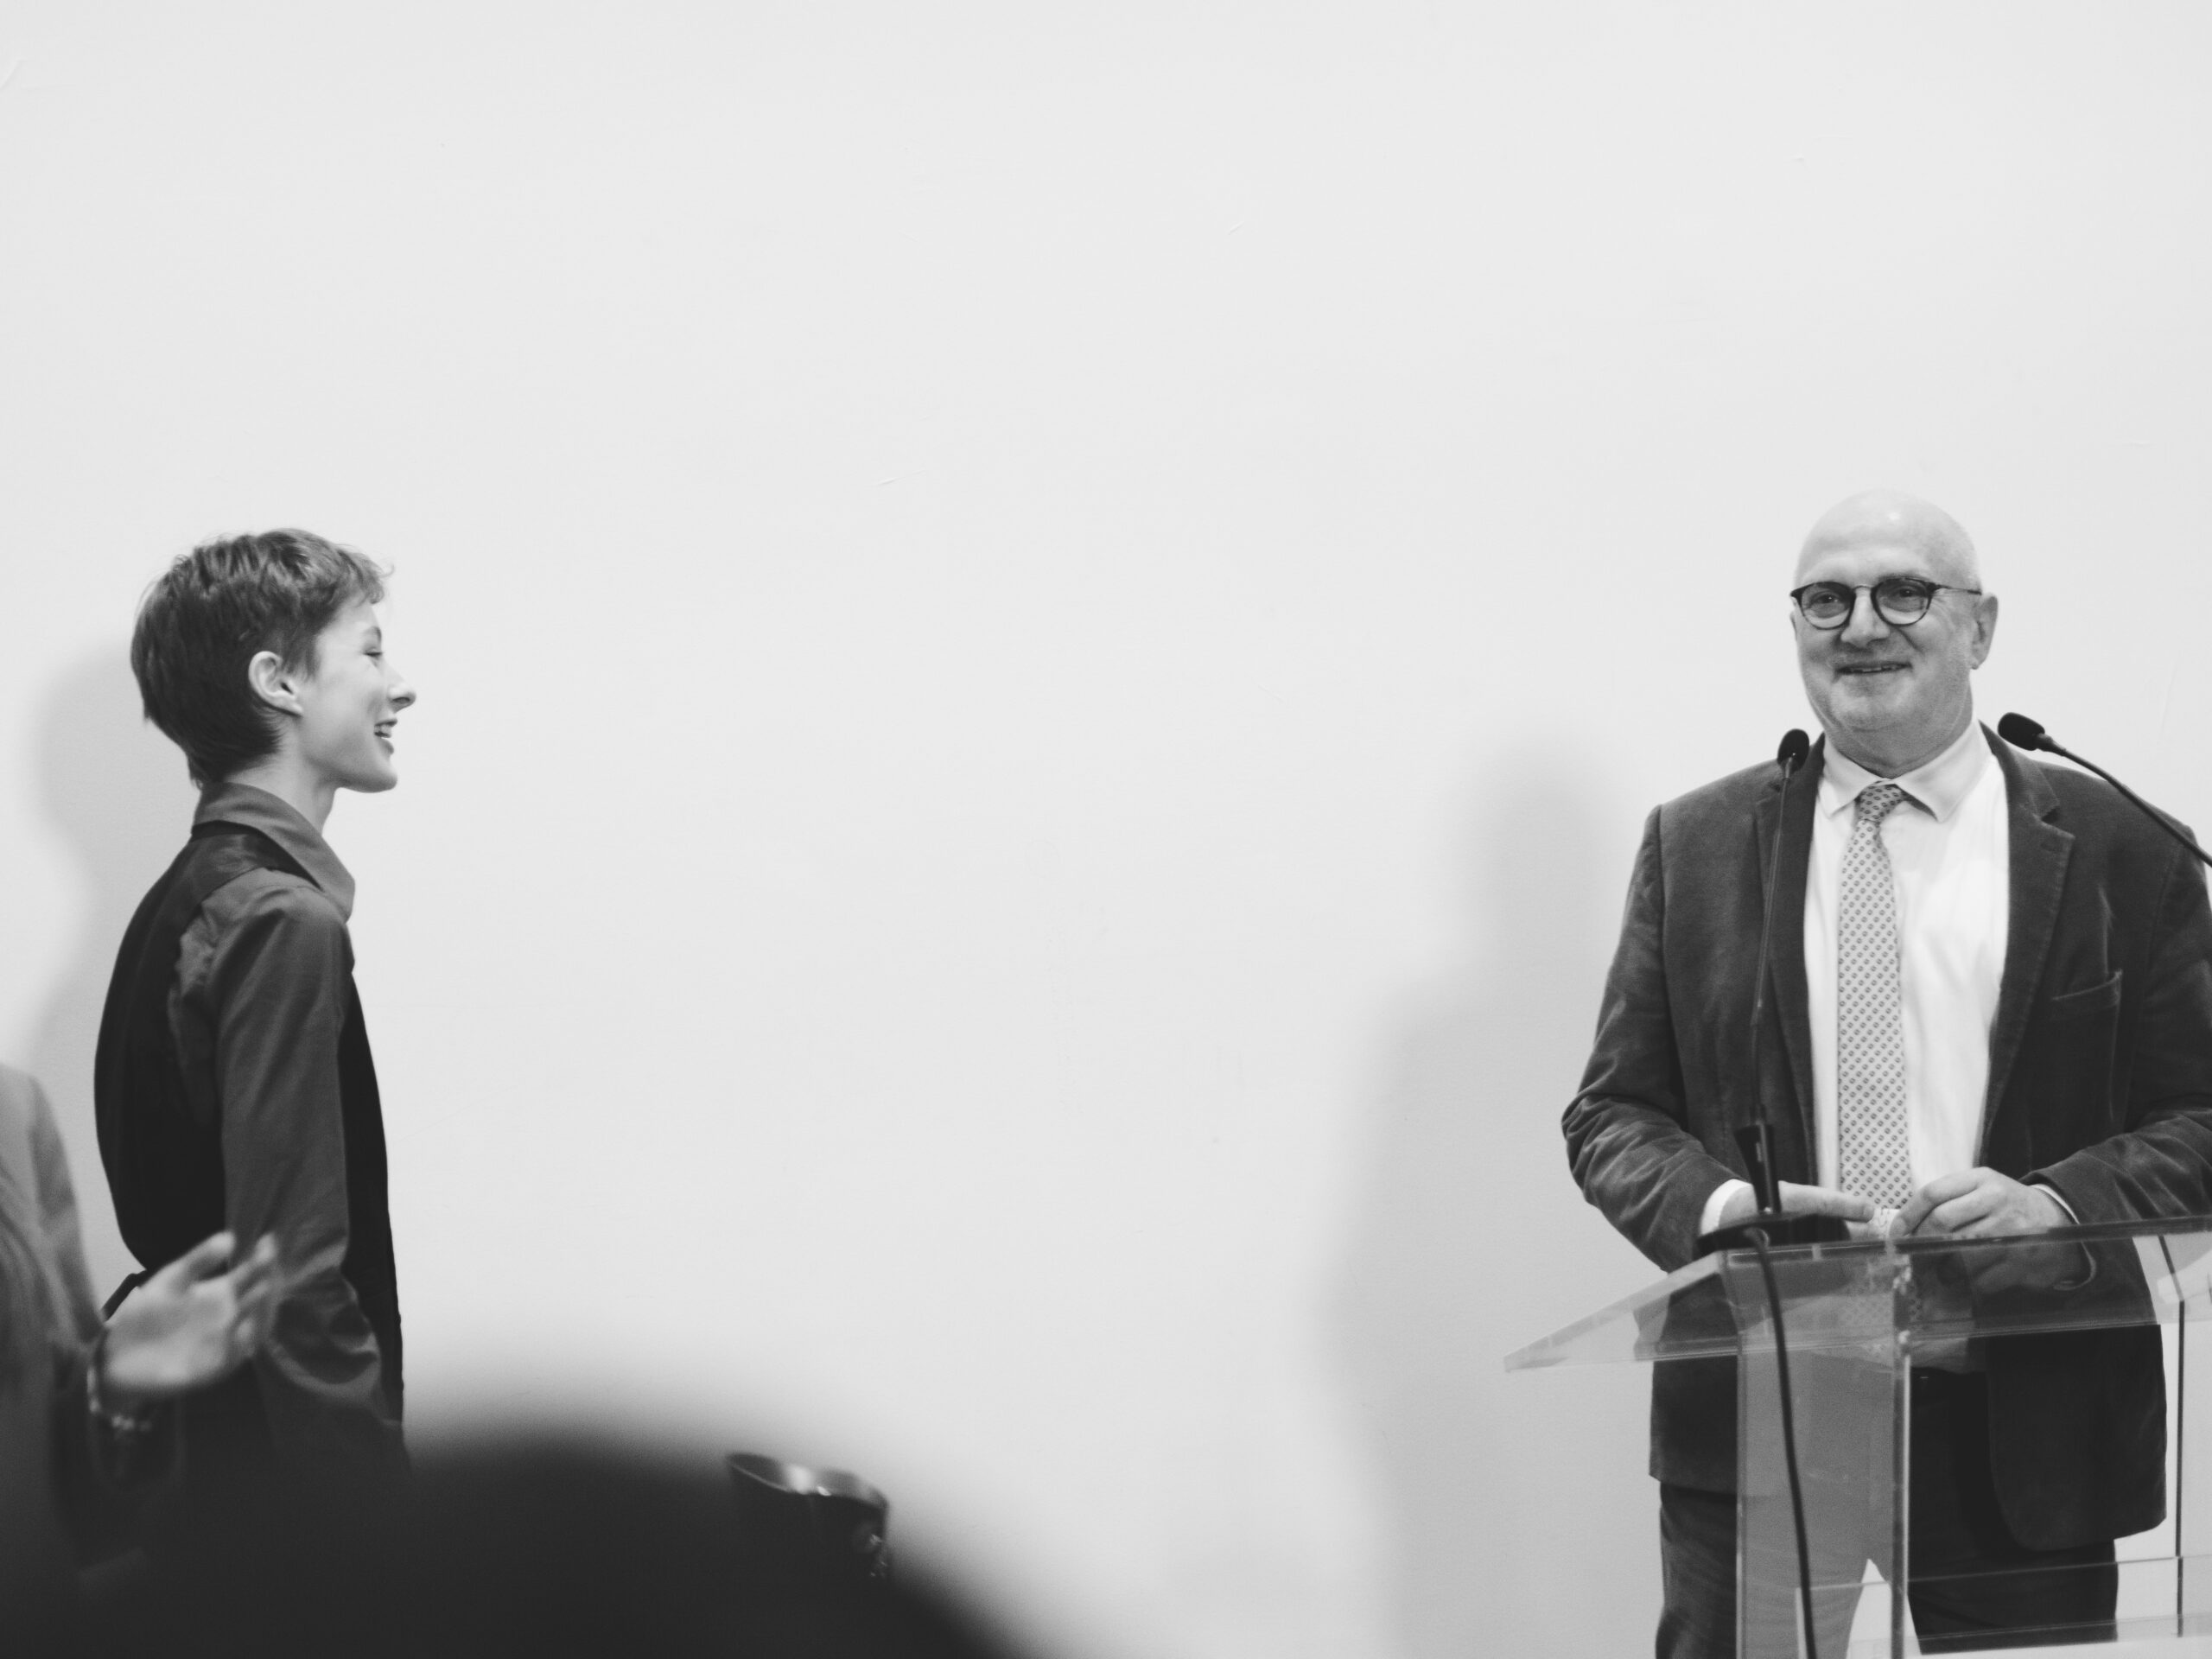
{"left": 1998, "top": 713, "right": 2053, "bottom": 752}
{"left": 1776, "top": 728, "right": 1810, "bottom": 771}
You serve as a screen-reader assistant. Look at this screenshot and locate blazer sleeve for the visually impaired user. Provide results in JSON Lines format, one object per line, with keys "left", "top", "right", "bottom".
{"left": 2032, "top": 842, "right": 2212, "bottom": 1223}
{"left": 1563, "top": 806, "right": 1739, "bottom": 1270}
{"left": 204, "top": 880, "right": 403, "bottom": 1482}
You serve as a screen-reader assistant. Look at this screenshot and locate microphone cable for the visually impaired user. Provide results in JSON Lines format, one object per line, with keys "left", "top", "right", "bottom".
{"left": 1750, "top": 1223, "right": 1823, "bottom": 1659}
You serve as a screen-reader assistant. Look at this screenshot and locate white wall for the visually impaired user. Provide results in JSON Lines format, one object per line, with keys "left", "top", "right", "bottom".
{"left": 5, "top": 4, "right": 2212, "bottom": 1655}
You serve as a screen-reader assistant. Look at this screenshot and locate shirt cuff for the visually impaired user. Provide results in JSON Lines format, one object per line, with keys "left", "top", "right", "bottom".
{"left": 2027, "top": 1177, "right": 2080, "bottom": 1224}
{"left": 1700, "top": 1179, "right": 1752, "bottom": 1237}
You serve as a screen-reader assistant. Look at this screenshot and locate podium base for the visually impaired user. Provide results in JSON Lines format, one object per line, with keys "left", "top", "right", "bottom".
{"left": 1694, "top": 1211, "right": 1852, "bottom": 1256}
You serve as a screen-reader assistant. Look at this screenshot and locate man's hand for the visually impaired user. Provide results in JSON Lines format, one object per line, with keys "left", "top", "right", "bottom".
{"left": 102, "top": 1230, "right": 283, "bottom": 1413}
{"left": 1714, "top": 1180, "right": 1876, "bottom": 1230}
{"left": 1895, "top": 1169, "right": 2069, "bottom": 1239}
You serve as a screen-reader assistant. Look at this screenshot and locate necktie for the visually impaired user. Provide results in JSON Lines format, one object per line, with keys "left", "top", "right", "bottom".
{"left": 1837, "top": 782, "right": 1911, "bottom": 1208}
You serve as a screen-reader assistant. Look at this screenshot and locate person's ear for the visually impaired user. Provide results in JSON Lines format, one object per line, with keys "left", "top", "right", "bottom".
{"left": 1967, "top": 591, "right": 1999, "bottom": 670}
{"left": 245, "top": 651, "right": 306, "bottom": 717}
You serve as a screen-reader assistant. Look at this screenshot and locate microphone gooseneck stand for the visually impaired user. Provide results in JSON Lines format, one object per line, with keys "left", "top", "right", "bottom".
{"left": 1698, "top": 729, "right": 1850, "bottom": 1255}
{"left": 1697, "top": 728, "right": 1845, "bottom": 1659}
{"left": 1998, "top": 713, "right": 2212, "bottom": 872}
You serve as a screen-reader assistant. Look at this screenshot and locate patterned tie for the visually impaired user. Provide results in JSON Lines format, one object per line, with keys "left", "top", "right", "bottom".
{"left": 1837, "top": 782, "right": 1912, "bottom": 1209}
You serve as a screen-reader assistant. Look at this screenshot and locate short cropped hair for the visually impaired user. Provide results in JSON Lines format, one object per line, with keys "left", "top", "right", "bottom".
{"left": 132, "top": 530, "right": 388, "bottom": 787}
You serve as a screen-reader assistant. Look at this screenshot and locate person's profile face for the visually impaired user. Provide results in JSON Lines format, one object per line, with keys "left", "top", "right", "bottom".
{"left": 1789, "top": 531, "right": 1995, "bottom": 766}
{"left": 295, "top": 600, "right": 416, "bottom": 794}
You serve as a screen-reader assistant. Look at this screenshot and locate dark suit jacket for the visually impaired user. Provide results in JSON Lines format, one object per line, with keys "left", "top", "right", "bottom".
{"left": 1563, "top": 727, "right": 2212, "bottom": 1548}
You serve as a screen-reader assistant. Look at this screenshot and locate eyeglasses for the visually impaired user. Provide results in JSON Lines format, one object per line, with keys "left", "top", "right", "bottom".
{"left": 1789, "top": 576, "right": 1982, "bottom": 630}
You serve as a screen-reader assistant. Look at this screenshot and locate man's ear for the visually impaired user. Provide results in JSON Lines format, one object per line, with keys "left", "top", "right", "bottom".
{"left": 1967, "top": 591, "right": 2000, "bottom": 669}
{"left": 245, "top": 651, "right": 306, "bottom": 717}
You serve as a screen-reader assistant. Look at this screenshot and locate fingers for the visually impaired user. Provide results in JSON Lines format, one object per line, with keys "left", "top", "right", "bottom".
{"left": 149, "top": 1230, "right": 237, "bottom": 1289}
{"left": 1777, "top": 1182, "right": 1876, "bottom": 1221}
{"left": 237, "top": 1280, "right": 279, "bottom": 1355}
{"left": 225, "top": 1235, "right": 282, "bottom": 1300}
{"left": 223, "top": 1238, "right": 283, "bottom": 1363}
{"left": 1900, "top": 1170, "right": 2056, "bottom": 1238}
{"left": 1914, "top": 1191, "right": 2003, "bottom": 1237}
{"left": 1897, "top": 1171, "right": 1983, "bottom": 1236}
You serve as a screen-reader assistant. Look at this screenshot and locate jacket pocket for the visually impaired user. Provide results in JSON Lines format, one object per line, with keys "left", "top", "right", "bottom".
{"left": 2044, "top": 970, "right": 2123, "bottom": 1022}
{"left": 2013, "top": 972, "right": 2126, "bottom": 1160}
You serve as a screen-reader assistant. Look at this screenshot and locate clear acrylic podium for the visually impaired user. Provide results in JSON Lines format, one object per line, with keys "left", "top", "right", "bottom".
{"left": 1507, "top": 1219, "right": 2212, "bottom": 1656}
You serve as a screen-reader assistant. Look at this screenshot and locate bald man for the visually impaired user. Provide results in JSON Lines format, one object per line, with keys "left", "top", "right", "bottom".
{"left": 1565, "top": 493, "right": 2212, "bottom": 1656}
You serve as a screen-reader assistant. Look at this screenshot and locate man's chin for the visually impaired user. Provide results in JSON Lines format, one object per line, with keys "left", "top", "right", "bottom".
{"left": 1822, "top": 677, "right": 1913, "bottom": 724}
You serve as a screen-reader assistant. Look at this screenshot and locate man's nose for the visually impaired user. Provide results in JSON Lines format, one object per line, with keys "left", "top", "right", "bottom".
{"left": 1839, "top": 588, "right": 1892, "bottom": 647}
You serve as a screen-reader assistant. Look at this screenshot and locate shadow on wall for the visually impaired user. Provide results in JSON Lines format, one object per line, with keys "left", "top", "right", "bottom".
{"left": 29, "top": 645, "right": 197, "bottom": 1299}
{"left": 1333, "top": 748, "right": 1664, "bottom": 1659}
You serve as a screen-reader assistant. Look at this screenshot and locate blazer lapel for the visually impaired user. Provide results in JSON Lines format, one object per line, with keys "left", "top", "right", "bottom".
{"left": 1981, "top": 730, "right": 2071, "bottom": 1154}
{"left": 1761, "top": 739, "right": 1824, "bottom": 1176}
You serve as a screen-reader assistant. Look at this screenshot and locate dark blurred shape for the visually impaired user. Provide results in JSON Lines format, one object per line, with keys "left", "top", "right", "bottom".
{"left": 84, "top": 1435, "right": 1021, "bottom": 1659}
{"left": 728, "top": 1452, "right": 893, "bottom": 1586}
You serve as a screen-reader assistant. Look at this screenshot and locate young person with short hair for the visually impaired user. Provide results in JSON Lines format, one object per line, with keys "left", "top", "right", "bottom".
{"left": 95, "top": 529, "right": 416, "bottom": 1554}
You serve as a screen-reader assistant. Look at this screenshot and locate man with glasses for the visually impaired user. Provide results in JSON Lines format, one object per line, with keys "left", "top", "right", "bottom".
{"left": 1564, "top": 491, "right": 2212, "bottom": 1655}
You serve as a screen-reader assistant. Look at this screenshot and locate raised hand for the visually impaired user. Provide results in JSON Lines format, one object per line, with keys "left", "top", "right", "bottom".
{"left": 101, "top": 1231, "right": 283, "bottom": 1412}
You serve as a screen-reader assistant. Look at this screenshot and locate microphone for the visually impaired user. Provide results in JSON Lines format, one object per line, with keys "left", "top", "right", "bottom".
{"left": 1999, "top": 714, "right": 2212, "bottom": 872}
{"left": 1696, "top": 728, "right": 1851, "bottom": 1256}
{"left": 1741, "top": 731, "right": 1809, "bottom": 1211}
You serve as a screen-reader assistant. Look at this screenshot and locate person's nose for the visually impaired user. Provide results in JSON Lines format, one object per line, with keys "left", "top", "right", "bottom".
{"left": 1838, "top": 588, "right": 1892, "bottom": 648}
{"left": 387, "top": 671, "right": 417, "bottom": 713}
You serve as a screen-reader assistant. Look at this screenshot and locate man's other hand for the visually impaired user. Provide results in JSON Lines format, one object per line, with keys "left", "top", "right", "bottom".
{"left": 1713, "top": 1180, "right": 1876, "bottom": 1230}
{"left": 1896, "top": 1169, "right": 2069, "bottom": 1238}
{"left": 102, "top": 1230, "right": 283, "bottom": 1412}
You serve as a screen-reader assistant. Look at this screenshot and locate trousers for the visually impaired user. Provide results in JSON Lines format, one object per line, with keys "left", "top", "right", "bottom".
{"left": 1656, "top": 1370, "right": 2117, "bottom": 1656}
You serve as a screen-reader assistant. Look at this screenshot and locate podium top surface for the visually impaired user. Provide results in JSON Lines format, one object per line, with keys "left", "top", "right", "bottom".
{"left": 1504, "top": 1215, "right": 2212, "bottom": 1371}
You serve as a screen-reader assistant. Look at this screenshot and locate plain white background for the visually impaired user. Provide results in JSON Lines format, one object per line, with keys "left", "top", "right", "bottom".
{"left": 5, "top": 4, "right": 2212, "bottom": 1655}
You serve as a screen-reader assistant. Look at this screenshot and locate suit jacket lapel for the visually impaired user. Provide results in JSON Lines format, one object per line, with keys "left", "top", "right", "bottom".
{"left": 1982, "top": 731, "right": 2071, "bottom": 1155}
{"left": 1760, "top": 739, "right": 1824, "bottom": 1177}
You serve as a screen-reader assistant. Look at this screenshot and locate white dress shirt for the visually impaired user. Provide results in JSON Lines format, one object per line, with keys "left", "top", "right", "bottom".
{"left": 1700, "top": 720, "right": 2021, "bottom": 1234}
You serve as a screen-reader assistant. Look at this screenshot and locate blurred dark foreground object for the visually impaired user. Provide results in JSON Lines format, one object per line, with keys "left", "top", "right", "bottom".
{"left": 79, "top": 1435, "right": 1021, "bottom": 1659}
{"left": 728, "top": 1452, "right": 893, "bottom": 1588}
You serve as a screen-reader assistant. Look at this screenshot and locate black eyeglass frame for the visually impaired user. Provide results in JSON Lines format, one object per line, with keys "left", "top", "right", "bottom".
{"left": 1788, "top": 577, "right": 1984, "bottom": 630}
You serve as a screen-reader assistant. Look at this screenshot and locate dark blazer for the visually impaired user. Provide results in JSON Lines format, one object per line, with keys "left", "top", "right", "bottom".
{"left": 1563, "top": 727, "right": 2212, "bottom": 1549}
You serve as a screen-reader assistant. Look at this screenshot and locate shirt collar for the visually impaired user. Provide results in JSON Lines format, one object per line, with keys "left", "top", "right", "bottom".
{"left": 192, "top": 781, "right": 356, "bottom": 918}
{"left": 1817, "top": 719, "right": 1993, "bottom": 825}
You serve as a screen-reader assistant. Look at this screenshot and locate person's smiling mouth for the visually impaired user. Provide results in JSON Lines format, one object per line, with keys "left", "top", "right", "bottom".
{"left": 1835, "top": 662, "right": 1909, "bottom": 677}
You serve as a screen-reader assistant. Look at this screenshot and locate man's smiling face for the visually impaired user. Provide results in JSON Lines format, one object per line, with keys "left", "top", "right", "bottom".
{"left": 1790, "top": 492, "right": 1999, "bottom": 776}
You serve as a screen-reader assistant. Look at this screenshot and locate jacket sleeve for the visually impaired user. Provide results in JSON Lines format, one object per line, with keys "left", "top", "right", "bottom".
{"left": 2033, "top": 841, "right": 2212, "bottom": 1223}
{"left": 205, "top": 880, "right": 403, "bottom": 1484}
{"left": 25, "top": 1077, "right": 102, "bottom": 1351}
{"left": 1562, "top": 806, "right": 1739, "bottom": 1271}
